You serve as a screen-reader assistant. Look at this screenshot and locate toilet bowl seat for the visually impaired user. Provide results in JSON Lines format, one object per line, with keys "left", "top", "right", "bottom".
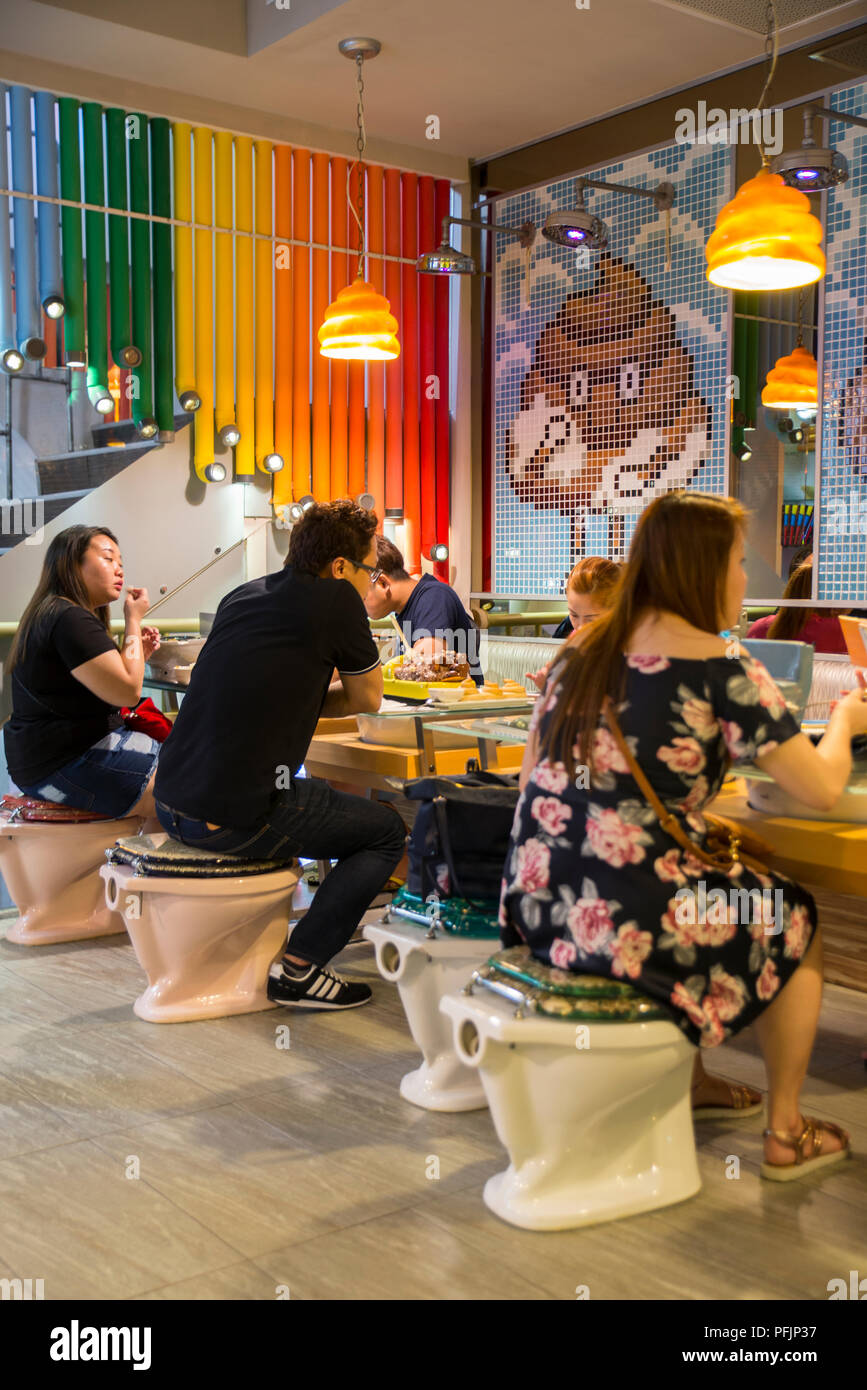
{"left": 105, "top": 833, "right": 296, "bottom": 893}
{"left": 473, "top": 945, "right": 669, "bottom": 1023}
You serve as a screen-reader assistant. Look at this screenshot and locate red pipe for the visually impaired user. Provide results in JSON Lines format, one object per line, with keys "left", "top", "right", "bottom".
{"left": 346, "top": 159, "right": 366, "bottom": 499}
{"left": 311, "top": 152, "right": 330, "bottom": 500}
{"left": 401, "top": 171, "right": 420, "bottom": 573}
{"left": 434, "top": 179, "right": 451, "bottom": 580}
{"left": 366, "top": 164, "right": 385, "bottom": 528}
{"left": 384, "top": 168, "right": 402, "bottom": 517}
{"left": 418, "top": 175, "right": 437, "bottom": 563}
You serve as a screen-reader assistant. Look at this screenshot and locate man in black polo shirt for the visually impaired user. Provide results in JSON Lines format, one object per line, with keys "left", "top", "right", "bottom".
{"left": 363, "top": 536, "right": 483, "bottom": 681}
{"left": 154, "top": 501, "right": 405, "bottom": 1011}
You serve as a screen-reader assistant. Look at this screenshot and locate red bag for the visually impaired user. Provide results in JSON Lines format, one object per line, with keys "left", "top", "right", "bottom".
{"left": 120, "top": 697, "right": 173, "bottom": 743}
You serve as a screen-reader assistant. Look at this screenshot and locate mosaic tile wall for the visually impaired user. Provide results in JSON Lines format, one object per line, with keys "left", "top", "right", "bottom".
{"left": 819, "top": 79, "right": 867, "bottom": 604}
{"left": 492, "top": 143, "right": 731, "bottom": 596}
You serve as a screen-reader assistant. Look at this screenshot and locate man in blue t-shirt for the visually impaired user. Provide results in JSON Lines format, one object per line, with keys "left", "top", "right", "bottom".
{"left": 363, "top": 537, "right": 483, "bottom": 682}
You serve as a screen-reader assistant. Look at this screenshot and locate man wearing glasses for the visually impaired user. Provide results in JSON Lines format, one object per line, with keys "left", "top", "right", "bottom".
{"left": 154, "top": 500, "right": 405, "bottom": 1012}
{"left": 364, "top": 535, "right": 483, "bottom": 682}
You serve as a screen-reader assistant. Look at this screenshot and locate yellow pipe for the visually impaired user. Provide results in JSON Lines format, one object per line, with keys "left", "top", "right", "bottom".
{"left": 234, "top": 136, "right": 255, "bottom": 476}
{"left": 254, "top": 139, "right": 274, "bottom": 472}
{"left": 214, "top": 131, "right": 235, "bottom": 440}
{"left": 172, "top": 123, "right": 194, "bottom": 403}
{"left": 193, "top": 126, "right": 215, "bottom": 482}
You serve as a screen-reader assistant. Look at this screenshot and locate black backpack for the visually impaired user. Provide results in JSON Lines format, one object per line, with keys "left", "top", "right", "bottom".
{"left": 401, "top": 770, "right": 520, "bottom": 902}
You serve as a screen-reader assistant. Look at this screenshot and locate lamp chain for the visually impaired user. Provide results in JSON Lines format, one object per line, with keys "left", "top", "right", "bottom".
{"left": 755, "top": 0, "right": 778, "bottom": 165}
{"left": 796, "top": 286, "right": 805, "bottom": 348}
{"left": 347, "top": 51, "right": 367, "bottom": 278}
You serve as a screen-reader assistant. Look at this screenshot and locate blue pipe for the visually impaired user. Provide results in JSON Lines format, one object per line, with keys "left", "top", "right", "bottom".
{"left": 34, "top": 91, "right": 63, "bottom": 318}
{"left": 0, "top": 85, "right": 20, "bottom": 371}
{"left": 9, "top": 85, "right": 46, "bottom": 360}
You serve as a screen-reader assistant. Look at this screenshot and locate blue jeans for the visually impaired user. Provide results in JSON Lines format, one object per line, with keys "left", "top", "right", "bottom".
{"left": 155, "top": 776, "right": 406, "bottom": 966}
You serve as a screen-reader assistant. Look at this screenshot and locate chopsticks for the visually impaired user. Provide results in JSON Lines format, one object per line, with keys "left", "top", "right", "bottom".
{"left": 388, "top": 612, "right": 410, "bottom": 652}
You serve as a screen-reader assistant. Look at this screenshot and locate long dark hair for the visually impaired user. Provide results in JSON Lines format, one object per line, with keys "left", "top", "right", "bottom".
{"left": 767, "top": 561, "right": 813, "bottom": 640}
{"left": 541, "top": 491, "right": 748, "bottom": 779}
{"left": 7, "top": 525, "right": 120, "bottom": 673}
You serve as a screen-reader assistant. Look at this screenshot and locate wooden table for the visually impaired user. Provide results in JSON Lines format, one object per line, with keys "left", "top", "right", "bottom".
{"left": 304, "top": 727, "right": 523, "bottom": 793}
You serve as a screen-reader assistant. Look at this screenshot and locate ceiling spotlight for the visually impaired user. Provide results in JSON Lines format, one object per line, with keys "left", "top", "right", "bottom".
{"left": 20, "top": 336, "right": 47, "bottom": 361}
{"left": 356, "top": 492, "right": 377, "bottom": 511}
{"left": 428, "top": 542, "right": 449, "bottom": 562}
{"left": 417, "top": 215, "right": 535, "bottom": 276}
{"left": 262, "top": 452, "right": 284, "bottom": 473}
{"left": 42, "top": 295, "right": 65, "bottom": 320}
{"left": 288, "top": 502, "right": 305, "bottom": 522}
{"left": 1, "top": 347, "right": 25, "bottom": 374}
{"left": 543, "top": 201, "right": 609, "bottom": 252}
{"left": 137, "top": 417, "right": 158, "bottom": 440}
{"left": 733, "top": 440, "right": 753, "bottom": 462}
{"left": 219, "top": 423, "right": 241, "bottom": 447}
{"left": 771, "top": 105, "right": 850, "bottom": 191}
{"left": 203, "top": 462, "right": 226, "bottom": 483}
{"left": 778, "top": 416, "right": 794, "bottom": 433}
{"left": 789, "top": 427, "right": 805, "bottom": 444}
{"left": 88, "top": 385, "right": 115, "bottom": 415}
{"left": 179, "top": 389, "right": 201, "bottom": 412}
{"left": 118, "top": 345, "right": 143, "bottom": 368}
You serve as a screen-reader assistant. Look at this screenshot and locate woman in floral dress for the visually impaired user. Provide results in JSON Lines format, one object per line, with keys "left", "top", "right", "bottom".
{"left": 501, "top": 492, "right": 867, "bottom": 1180}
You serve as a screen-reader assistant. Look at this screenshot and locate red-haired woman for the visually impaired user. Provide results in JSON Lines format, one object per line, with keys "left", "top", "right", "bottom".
{"left": 503, "top": 491, "right": 866, "bottom": 1180}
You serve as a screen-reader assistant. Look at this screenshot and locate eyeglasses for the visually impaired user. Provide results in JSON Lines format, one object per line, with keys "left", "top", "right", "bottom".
{"left": 352, "top": 560, "right": 383, "bottom": 584}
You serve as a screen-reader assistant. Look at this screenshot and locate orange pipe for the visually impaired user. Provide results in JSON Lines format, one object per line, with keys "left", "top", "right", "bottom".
{"left": 292, "top": 148, "right": 311, "bottom": 501}
{"left": 254, "top": 139, "right": 274, "bottom": 472}
{"left": 311, "top": 152, "right": 330, "bottom": 500}
{"left": 329, "top": 155, "right": 349, "bottom": 500}
{"left": 192, "top": 125, "right": 214, "bottom": 482}
{"left": 234, "top": 136, "right": 255, "bottom": 476}
{"left": 384, "top": 167, "right": 402, "bottom": 517}
{"left": 347, "top": 159, "right": 366, "bottom": 499}
{"left": 273, "top": 143, "right": 293, "bottom": 507}
{"left": 401, "top": 172, "right": 420, "bottom": 572}
{"left": 366, "top": 164, "right": 385, "bottom": 526}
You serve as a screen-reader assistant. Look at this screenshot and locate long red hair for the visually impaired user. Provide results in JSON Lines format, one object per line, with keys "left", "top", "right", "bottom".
{"left": 540, "top": 491, "right": 748, "bottom": 779}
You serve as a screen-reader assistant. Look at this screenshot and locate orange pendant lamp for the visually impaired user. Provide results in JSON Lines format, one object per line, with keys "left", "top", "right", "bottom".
{"left": 706, "top": 164, "right": 825, "bottom": 291}
{"left": 762, "top": 343, "right": 818, "bottom": 409}
{"left": 317, "top": 39, "right": 399, "bottom": 363}
{"left": 705, "top": 4, "right": 825, "bottom": 293}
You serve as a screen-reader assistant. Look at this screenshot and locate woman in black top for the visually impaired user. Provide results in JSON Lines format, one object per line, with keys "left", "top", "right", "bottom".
{"left": 4, "top": 525, "right": 162, "bottom": 819}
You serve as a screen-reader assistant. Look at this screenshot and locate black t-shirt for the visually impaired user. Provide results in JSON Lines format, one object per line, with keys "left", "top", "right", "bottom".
{"left": 396, "top": 574, "right": 483, "bottom": 681}
{"left": 4, "top": 600, "right": 123, "bottom": 785}
{"left": 154, "top": 567, "right": 380, "bottom": 828}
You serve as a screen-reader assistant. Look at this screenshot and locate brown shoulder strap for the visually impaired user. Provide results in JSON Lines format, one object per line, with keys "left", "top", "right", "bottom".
{"left": 601, "top": 696, "right": 734, "bottom": 869}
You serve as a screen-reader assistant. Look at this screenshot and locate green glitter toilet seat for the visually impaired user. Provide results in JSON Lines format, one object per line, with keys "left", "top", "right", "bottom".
{"left": 474, "top": 946, "right": 669, "bottom": 1022}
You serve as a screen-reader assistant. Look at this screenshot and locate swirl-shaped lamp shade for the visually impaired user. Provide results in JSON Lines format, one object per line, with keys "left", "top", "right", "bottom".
{"left": 761, "top": 343, "right": 818, "bottom": 409}
{"left": 706, "top": 165, "right": 825, "bottom": 291}
{"left": 318, "top": 277, "right": 400, "bottom": 360}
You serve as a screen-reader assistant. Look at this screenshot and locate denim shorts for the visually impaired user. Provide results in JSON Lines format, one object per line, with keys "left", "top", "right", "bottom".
{"left": 18, "top": 728, "right": 161, "bottom": 820}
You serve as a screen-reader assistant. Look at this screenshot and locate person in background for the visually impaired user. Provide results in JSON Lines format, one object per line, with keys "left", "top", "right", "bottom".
{"left": 530, "top": 557, "right": 623, "bottom": 691}
{"left": 4, "top": 525, "right": 161, "bottom": 819}
{"left": 153, "top": 500, "right": 405, "bottom": 1013}
{"left": 747, "top": 558, "right": 851, "bottom": 655}
{"left": 504, "top": 490, "right": 867, "bottom": 1178}
{"left": 363, "top": 536, "right": 483, "bottom": 682}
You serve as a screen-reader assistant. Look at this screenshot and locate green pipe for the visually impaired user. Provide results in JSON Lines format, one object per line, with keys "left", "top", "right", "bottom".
{"left": 128, "top": 110, "right": 153, "bottom": 423}
{"left": 149, "top": 117, "right": 174, "bottom": 435}
{"left": 57, "top": 97, "right": 85, "bottom": 364}
{"left": 105, "top": 107, "right": 133, "bottom": 366}
{"left": 81, "top": 102, "right": 108, "bottom": 397}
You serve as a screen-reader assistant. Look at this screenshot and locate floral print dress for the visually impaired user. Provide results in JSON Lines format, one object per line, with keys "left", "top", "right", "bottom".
{"left": 499, "top": 652, "right": 817, "bottom": 1049}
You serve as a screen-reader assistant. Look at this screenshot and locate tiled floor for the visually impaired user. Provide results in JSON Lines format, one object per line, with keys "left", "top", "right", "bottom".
{"left": 0, "top": 912, "right": 865, "bottom": 1301}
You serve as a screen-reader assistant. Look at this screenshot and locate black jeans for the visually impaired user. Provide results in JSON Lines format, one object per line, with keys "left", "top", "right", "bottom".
{"left": 155, "top": 776, "right": 406, "bottom": 967}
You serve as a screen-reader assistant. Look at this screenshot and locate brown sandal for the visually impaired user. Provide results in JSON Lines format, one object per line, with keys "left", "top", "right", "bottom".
{"left": 761, "top": 1115, "right": 851, "bottom": 1182}
{"left": 692, "top": 1080, "right": 763, "bottom": 1121}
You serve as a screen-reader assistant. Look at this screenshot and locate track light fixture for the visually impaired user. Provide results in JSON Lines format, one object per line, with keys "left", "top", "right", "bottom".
{"left": 355, "top": 492, "right": 377, "bottom": 511}
{"left": 20, "top": 335, "right": 47, "bottom": 361}
{"left": 417, "top": 215, "right": 535, "bottom": 275}
{"left": 770, "top": 103, "right": 864, "bottom": 191}
{"left": 733, "top": 440, "right": 753, "bottom": 462}
{"left": 218, "top": 423, "right": 241, "bottom": 447}
{"left": 203, "top": 462, "right": 226, "bottom": 483}
{"left": 543, "top": 178, "right": 674, "bottom": 253}
{"left": 137, "top": 417, "right": 158, "bottom": 440}
{"left": 179, "top": 389, "right": 201, "bottom": 412}
{"left": 42, "top": 294, "right": 65, "bottom": 320}
{"left": 118, "top": 345, "right": 142, "bottom": 368}
{"left": 262, "top": 453, "right": 284, "bottom": 473}
{"left": 428, "top": 542, "right": 449, "bottom": 562}
{"left": 1, "top": 347, "right": 25, "bottom": 374}
{"left": 88, "top": 385, "right": 114, "bottom": 415}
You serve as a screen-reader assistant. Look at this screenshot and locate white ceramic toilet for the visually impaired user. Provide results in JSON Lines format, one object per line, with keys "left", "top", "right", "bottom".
{"left": 99, "top": 833, "right": 299, "bottom": 1022}
{"left": 0, "top": 801, "right": 141, "bottom": 945}
{"left": 364, "top": 892, "right": 499, "bottom": 1111}
{"left": 441, "top": 948, "right": 700, "bottom": 1231}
